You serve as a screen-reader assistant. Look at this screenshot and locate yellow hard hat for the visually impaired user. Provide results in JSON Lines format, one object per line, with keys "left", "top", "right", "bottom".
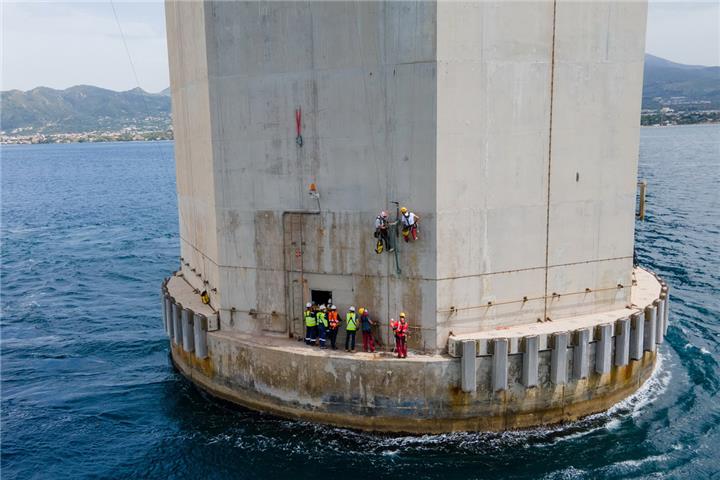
{"left": 400, "top": 207, "right": 408, "bottom": 214}
{"left": 358, "top": 307, "right": 365, "bottom": 314}
{"left": 400, "top": 312, "right": 406, "bottom": 317}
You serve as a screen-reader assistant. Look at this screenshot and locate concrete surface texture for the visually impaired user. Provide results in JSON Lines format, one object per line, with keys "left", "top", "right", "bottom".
{"left": 162, "top": 267, "right": 667, "bottom": 432}
{"left": 166, "top": 1, "right": 648, "bottom": 353}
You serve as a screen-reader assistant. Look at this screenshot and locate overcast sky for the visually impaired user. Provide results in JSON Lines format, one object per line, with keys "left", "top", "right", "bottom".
{"left": 1, "top": 0, "right": 718, "bottom": 93}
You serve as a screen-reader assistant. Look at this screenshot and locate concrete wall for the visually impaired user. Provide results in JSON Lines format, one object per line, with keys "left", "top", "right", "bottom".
{"left": 195, "top": 1, "right": 440, "bottom": 349}
{"left": 166, "top": 1, "right": 648, "bottom": 353}
{"left": 434, "top": 1, "right": 647, "bottom": 341}
{"left": 545, "top": 1, "right": 647, "bottom": 321}
{"left": 435, "top": 2, "right": 554, "bottom": 340}
{"left": 166, "top": 1, "right": 221, "bottom": 295}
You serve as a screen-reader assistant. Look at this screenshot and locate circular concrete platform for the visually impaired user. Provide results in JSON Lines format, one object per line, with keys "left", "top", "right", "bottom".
{"left": 162, "top": 268, "right": 668, "bottom": 433}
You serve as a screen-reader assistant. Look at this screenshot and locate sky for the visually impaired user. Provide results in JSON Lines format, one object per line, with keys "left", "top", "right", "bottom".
{"left": 1, "top": 0, "right": 719, "bottom": 93}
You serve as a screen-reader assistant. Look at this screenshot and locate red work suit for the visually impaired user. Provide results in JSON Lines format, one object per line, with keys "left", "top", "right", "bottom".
{"left": 391, "top": 318, "right": 409, "bottom": 358}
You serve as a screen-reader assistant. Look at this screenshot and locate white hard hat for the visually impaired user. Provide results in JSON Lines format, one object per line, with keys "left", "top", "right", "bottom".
{"left": 320, "top": 304, "right": 326, "bottom": 310}
{"left": 306, "top": 302, "right": 312, "bottom": 308}
{"left": 349, "top": 306, "right": 355, "bottom": 312}
{"left": 331, "top": 305, "right": 336, "bottom": 310}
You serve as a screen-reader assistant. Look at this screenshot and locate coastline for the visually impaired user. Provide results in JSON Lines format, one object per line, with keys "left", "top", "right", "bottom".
{"left": 4, "top": 122, "right": 718, "bottom": 146}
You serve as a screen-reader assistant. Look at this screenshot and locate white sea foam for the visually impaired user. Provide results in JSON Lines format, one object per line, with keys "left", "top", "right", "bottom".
{"left": 540, "top": 465, "right": 588, "bottom": 479}
{"left": 601, "top": 453, "right": 672, "bottom": 476}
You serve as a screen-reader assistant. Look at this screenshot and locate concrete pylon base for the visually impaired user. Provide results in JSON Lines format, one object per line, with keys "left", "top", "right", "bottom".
{"left": 169, "top": 330, "right": 657, "bottom": 434}
{"left": 164, "top": 268, "right": 666, "bottom": 433}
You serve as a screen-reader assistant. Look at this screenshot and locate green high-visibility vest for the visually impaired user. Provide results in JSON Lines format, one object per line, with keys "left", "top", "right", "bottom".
{"left": 317, "top": 311, "right": 328, "bottom": 328}
{"left": 304, "top": 310, "right": 316, "bottom": 327}
{"left": 346, "top": 312, "right": 357, "bottom": 331}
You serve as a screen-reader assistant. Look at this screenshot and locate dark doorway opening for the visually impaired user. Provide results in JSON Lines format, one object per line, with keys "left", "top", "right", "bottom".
{"left": 311, "top": 290, "right": 332, "bottom": 307}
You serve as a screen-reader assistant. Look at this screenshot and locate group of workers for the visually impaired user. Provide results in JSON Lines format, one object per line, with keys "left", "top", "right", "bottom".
{"left": 374, "top": 207, "right": 420, "bottom": 254}
{"left": 303, "top": 303, "right": 410, "bottom": 358}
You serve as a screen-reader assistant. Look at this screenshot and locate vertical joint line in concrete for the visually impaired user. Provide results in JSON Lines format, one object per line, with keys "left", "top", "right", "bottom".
{"left": 543, "top": 0, "right": 558, "bottom": 321}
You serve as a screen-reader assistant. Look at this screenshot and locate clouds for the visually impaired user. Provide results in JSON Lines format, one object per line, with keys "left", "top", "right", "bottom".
{"left": 647, "top": 0, "right": 720, "bottom": 66}
{"left": 1, "top": 1, "right": 169, "bottom": 92}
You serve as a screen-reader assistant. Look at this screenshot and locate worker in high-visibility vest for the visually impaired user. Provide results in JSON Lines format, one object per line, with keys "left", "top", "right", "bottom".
{"left": 304, "top": 302, "right": 317, "bottom": 346}
{"left": 327, "top": 305, "right": 340, "bottom": 350}
{"left": 391, "top": 312, "right": 409, "bottom": 358}
{"left": 345, "top": 306, "right": 358, "bottom": 352}
{"left": 317, "top": 305, "right": 328, "bottom": 348}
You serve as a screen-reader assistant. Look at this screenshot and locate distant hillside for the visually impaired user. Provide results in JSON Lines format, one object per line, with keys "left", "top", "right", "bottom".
{"left": 1, "top": 85, "right": 171, "bottom": 135}
{"left": 643, "top": 54, "right": 720, "bottom": 110}
{"left": 2, "top": 54, "right": 718, "bottom": 135}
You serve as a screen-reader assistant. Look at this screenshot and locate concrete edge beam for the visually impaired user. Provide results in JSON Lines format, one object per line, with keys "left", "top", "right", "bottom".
{"left": 614, "top": 317, "right": 630, "bottom": 366}
{"left": 573, "top": 329, "right": 590, "bottom": 380}
{"left": 509, "top": 338, "right": 520, "bottom": 355}
{"left": 551, "top": 332, "right": 569, "bottom": 385}
{"left": 643, "top": 305, "right": 657, "bottom": 353}
{"left": 595, "top": 324, "right": 612, "bottom": 374}
{"left": 477, "top": 338, "right": 489, "bottom": 356}
{"left": 461, "top": 340, "right": 477, "bottom": 392}
{"left": 630, "top": 312, "right": 644, "bottom": 360}
{"left": 522, "top": 335, "right": 539, "bottom": 387}
{"left": 492, "top": 339, "right": 508, "bottom": 391}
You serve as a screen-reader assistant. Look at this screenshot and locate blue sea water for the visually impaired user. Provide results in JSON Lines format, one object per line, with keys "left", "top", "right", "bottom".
{"left": 1, "top": 125, "right": 718, "bottom": 479}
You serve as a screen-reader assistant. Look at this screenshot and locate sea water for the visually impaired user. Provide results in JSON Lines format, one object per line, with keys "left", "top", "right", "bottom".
{"left": 2, "top": 125, "right": 719, "bottom": 479}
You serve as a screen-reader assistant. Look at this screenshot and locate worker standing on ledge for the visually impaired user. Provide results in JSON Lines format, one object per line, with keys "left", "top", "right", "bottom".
{"left": 327, "top": 305, "right": 340, "bottom": 350}
{"left": 360, "top": 307, "right": 376, "bottom": 353}
{"left": 400, "top": 207, "right": 420, "bottom": 242}
{"left": 317, "top": 305, "right": 328, "bottom": 348}
{"left": 345, "top": 306, "right": 358, "bottom": 352}
{"left": 374, "top": 211, "right": 393, "bottom": 253}
{"left": 391, "top": 313, "right": 409, "bottom": 358}
{"left": 304, "top": 302, "right": 317, "bottom": 346}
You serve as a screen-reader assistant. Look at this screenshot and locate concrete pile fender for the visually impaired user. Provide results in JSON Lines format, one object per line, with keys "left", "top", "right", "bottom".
{"left": 181, "top": 307, "right": 195, "bottom": 353}
{"left": 595, "top": 324, "right": 612, "bottom": 374}
{"left": 614, "top": 317, "right": 630, "bottom": 367}
{"left": 193, "top": 313, "right": 208, "bottom": 359}
{"left": 643, "top": 305, "right": 657, "bottom": 353}
{"left": 161, "top": 278, "right": 212, "bottom": 360}
{"left": 164, "top": 295, "right": 173, "bottom": 338}
{"left": 172, "top": 301, "right": 183, "bottom": 346}
{"left": 451, "top": 271, "right": 670, "bottom": 393}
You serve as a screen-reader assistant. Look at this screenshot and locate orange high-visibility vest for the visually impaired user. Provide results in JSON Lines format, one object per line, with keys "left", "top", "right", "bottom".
{"left": 328, "top": 311, "right": 339, "bottom": 329}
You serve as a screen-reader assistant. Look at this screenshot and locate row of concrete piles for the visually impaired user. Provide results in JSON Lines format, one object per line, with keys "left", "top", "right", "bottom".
{"left": 453, "top": 275, "right": 670, "bottom": 393}
{"left": 161, "top": 277, "right": 214, "bottom": 360}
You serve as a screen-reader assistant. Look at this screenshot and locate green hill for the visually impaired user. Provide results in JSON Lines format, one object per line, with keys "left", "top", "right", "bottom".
{"left": 2, "top": 54, "right": 718, "bottom": 135}
{"left": 643, "top": 54, "right": 720, "bottom": 110}
{"left": 1, "top": 85, "right": 171, "bottom": 135}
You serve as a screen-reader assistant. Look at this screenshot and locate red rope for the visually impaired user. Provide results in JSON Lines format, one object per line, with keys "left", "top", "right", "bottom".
{"left": 295, "top": 108, "right": 302, "bottom": 137}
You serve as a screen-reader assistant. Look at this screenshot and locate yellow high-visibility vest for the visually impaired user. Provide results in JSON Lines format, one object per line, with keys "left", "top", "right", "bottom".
{"left": 346, "top": 312, "right": 357, "bottom": 331}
